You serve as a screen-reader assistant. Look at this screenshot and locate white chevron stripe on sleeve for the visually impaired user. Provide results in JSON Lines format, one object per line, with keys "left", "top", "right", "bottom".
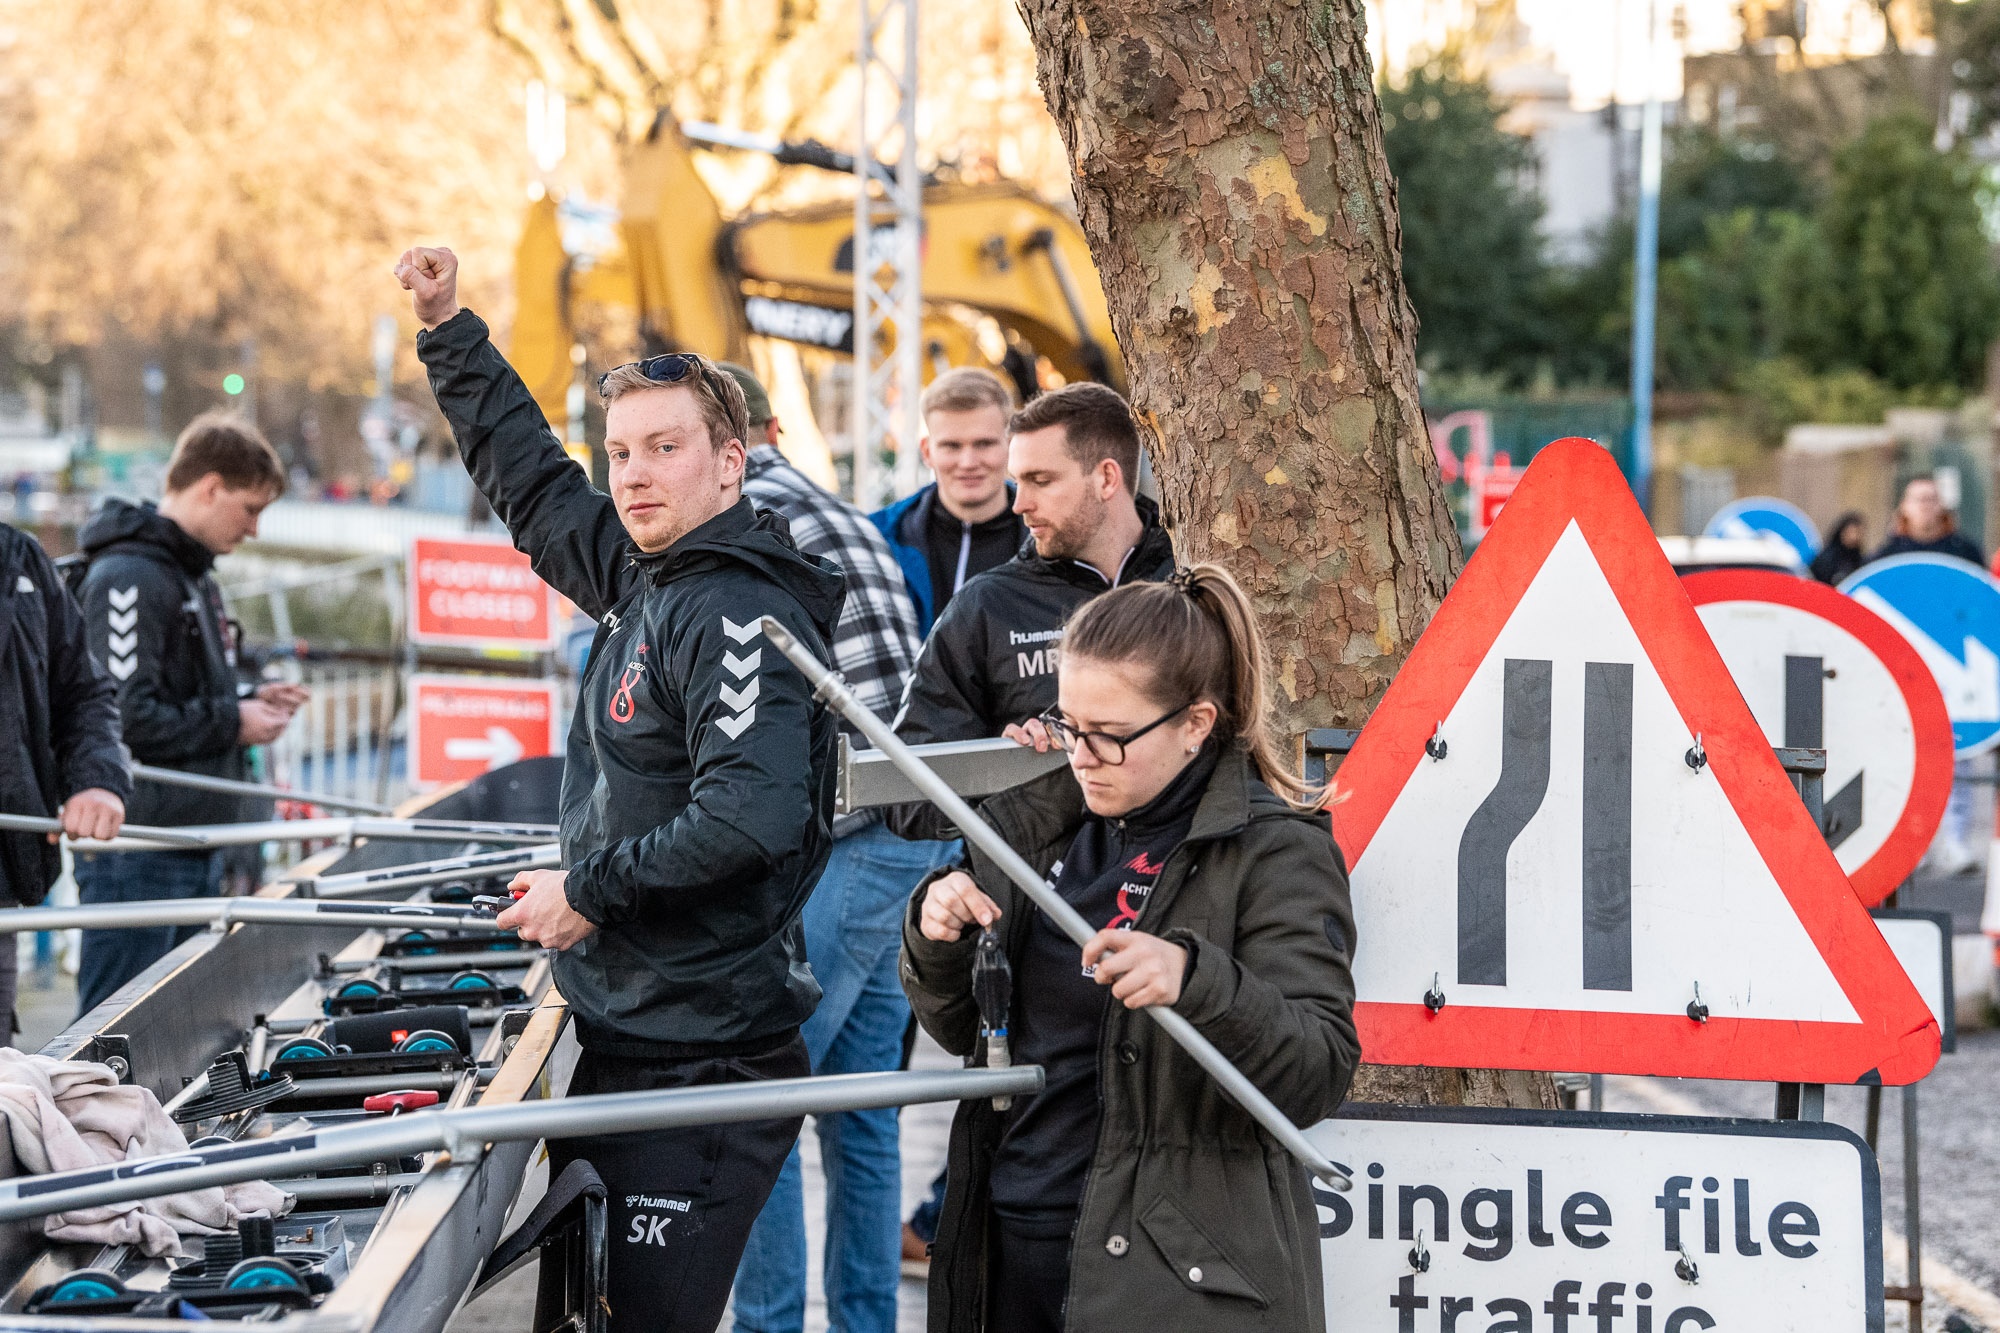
{"left": 722, "top": 649, "right": 761, "bottom": 678}
{"left": 719, "top": 679, "right": 759, "bottom": 712}
{"left": 108, "top": 609, "right": 136, "bottom": 633}
{"left": 715, "top": 707, "right": 757, "bottom": 739}
{"left": 108, "top": 586, "right": 138, "bottom": 611}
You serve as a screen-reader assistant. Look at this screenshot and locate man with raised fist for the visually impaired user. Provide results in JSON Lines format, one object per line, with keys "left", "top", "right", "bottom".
{"left": 396, "top": 245, "right": 845, "bottom": 1333}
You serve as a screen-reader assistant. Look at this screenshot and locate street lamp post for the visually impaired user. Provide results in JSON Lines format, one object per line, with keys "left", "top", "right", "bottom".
{"left": 1629, "top": 0, "right": 1662, "bottom": 516}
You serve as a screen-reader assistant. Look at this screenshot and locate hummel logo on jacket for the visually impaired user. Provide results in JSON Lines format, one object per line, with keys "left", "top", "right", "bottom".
{"left": 73, "top": 500, "right": 247, "bottom": 828}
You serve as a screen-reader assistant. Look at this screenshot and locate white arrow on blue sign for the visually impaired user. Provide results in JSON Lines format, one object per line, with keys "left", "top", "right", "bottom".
{"left": 1705, "top": 497, "right": 1823, "bottom": 564}
{"left": 1842, "top": 553, "right": 2000, "bottom": 758}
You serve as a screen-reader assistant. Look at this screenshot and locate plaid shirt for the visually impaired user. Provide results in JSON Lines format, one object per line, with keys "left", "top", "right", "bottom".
{"left": 743, "top": 446, "right": 920, "bottom": 727}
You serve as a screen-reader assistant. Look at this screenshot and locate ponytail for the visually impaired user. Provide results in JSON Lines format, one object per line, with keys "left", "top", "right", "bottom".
{"left": 1062, "top": 564, "right": 1331, "bottom": 812}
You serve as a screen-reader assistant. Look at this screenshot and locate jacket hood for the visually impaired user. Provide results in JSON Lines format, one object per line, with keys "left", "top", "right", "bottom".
{"left": 633, "top": 498, "right": 846, "bottom": 636}
{"left": 77, "top": 499, "right": 216, "bottom": 577}
{"left": 1011, "top": 493, "right": 1175, "bottom": 587}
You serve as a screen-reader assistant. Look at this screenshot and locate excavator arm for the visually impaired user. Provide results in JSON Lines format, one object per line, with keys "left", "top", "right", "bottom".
{"left": 722, "top": 181, "right": 1123, "bottom": 392}
{"left": 511, "top": 117, "right": 1123, "bottom": 430}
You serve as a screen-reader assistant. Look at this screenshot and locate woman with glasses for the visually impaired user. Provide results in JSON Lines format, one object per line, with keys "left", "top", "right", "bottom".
{"left": 899, "top": 564, "right": 1359, "bottom": 1332}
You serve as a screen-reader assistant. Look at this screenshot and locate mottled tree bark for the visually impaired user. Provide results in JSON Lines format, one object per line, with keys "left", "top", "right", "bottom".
{"left": 1017, "top": 0, "right": 1551, "bottom": 1110}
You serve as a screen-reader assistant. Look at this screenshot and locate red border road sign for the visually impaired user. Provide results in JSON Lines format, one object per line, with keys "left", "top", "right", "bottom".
{"left": 407, "top": 674, "right": 560, "bottom": 789}
{"left": 1331, "top": 438, "right": 1938, "bottom": 1084}
{"left": 1683, "top": 569, "right": 1954, "bottom": 907}
{"left": 408, "top": 536, "right": 557, "bottom": 650}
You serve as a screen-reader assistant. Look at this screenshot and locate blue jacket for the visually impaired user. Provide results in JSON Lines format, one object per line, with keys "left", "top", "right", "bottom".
{"left": 869, "top": 483, "right": 1020, "bottom": 637}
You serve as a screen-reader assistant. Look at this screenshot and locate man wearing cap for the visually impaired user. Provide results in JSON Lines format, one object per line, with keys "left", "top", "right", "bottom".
{"left": 723, "top": 362, "right": 952, "bottom": 1333}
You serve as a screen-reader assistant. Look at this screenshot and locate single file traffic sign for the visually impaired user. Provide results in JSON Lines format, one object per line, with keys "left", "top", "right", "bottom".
{"left": 1331, "top": 438, "right": 1939, "bottom": 1084}
{"left": 1309, "top": 1105, "right": 1882, "bottom": 1333}
{"left": 1682, "top": 570, "right": 1953, "bottom": 907}
{"left": 1840, "top": 554, "right": 2000, "bottom": 758}
{"left": 1704, "top": 496, "right": 1821, "bottom": 565}
{"left": 407, "top": 674, "right": 560, "bottom": 789}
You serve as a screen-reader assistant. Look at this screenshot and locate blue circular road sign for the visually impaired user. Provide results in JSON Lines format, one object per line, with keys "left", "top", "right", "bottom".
{"left": 1705, "top": 497, "right": 1822, "bottom": 565}
{"left": 1842, "top": 553, "right": 2000, "bottom": 757}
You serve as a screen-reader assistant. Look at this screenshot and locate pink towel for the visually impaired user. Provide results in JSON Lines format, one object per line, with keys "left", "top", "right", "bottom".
{"left": 0, "top": 1047, "right": 291, "bottom": 1256}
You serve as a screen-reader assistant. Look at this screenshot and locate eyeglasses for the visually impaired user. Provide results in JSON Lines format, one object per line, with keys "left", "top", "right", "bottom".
{"left": 597, "top": 353, "right": 730, "bottom": 406}
{"left": 1037, "top": 702, "right": 1191, "bottom": 766}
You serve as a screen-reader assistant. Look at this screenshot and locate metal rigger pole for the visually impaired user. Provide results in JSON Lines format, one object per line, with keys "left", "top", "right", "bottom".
{"left": 0, "top": 1067, "right": 1043, "bottom": 1223}
{"left": 0, "top": 899, "right": 513, "bottom": 936}
{"left": 3, "top": 814, "right": 558, "bottom": 852}
{"left": 298, "top": 844, "right": 562, "bottom": 898}
{"left": 758, "top": 617, "right": 1353, "bottom": 1191}
{"left": 130, "top": 762, "right": 394, "bottom": 815}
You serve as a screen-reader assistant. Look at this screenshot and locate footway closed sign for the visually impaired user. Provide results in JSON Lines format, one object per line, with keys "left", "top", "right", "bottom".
{"left": 1310, "top": 1106, "right": 1880, "bottom": 1332}
{"left": 408, "top": 536, "right": 557, "bottom": 649}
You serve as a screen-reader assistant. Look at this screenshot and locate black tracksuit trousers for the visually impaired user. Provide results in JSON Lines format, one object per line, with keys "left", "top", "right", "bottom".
{"left": 549, "top": 1034, "right": 810, "bottom": 1333}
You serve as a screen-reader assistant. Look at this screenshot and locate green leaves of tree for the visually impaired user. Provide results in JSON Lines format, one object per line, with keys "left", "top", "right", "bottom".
{"left": 1381, "top": 58, "right": 1551, "bottom": 388}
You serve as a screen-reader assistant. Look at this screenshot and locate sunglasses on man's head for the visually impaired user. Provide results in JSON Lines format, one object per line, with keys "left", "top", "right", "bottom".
{"left": 596, "top": 353, "right": 726, "bottom": 401}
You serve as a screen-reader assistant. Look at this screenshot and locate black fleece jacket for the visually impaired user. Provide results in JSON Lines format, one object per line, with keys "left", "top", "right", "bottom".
{"left": 0, "top": 525, "right": 131, "bottom": 903}
{"left": 418, "top": 309, "right": 847, "bottom": 1053}
{"left": 74, "top": 499, "right": 245, "bottom": 827}
{"left": 887, "top": 499, "right": 1176, "bottom": 839}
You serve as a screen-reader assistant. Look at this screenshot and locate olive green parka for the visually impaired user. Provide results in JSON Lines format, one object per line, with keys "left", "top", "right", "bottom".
{"left": 900, "top": 748, "right": 1360, "bottom": 1331}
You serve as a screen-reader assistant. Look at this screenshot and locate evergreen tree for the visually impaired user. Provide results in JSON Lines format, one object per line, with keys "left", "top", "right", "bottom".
{"left": 1380, "top": 58, "right": 1550, "bottom": 385}
{"left": 1810, "top": 114, "right": 2000, "bottom": 391}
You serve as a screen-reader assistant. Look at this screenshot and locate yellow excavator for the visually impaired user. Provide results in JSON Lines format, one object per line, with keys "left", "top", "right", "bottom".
{"left": 510, "top": 111, "right": 1122, "bottom": 435}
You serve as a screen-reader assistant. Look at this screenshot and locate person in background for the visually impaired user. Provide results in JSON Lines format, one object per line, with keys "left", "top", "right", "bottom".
{"left": 870, "top": 368, "right": 1026, "bottom": 636}
{"left": 720, "top": 363, "right": 954, "bottom": 1333}
{"left": 902, "top": 565, "right": 1358, "bottom": 1332}
{"left": 1869, "top": 477, "right": 1983, "bottom": 567}
{"left": 1809, "top": 512, "right": 1867, "bottom": 585}
{"left": 891, "top": 382, "right": 1176, "bottom": 768}
{"left": 1861, "top": 479, "right": 1987, "bottom": 875}
{"left": 867, "top": 367, "right": 1024, "bottom": 1270}
{"left": 70, "top": 414, "right": 303, "bottom": 1017}
{"left": 0, "top": 524, "right": 129, "bottom": 1039}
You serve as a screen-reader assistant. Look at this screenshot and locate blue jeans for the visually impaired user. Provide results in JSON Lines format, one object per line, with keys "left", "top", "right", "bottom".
{"left": 732, "top": 822, "right": 955, "bottom": 1333}
{"left": 73, "top": 850, "right": 222, "bottom": 1017}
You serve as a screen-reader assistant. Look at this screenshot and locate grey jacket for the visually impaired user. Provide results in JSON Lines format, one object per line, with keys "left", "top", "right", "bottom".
{"left": 901, "top": 749, "right": 1360, "bottom": 1331}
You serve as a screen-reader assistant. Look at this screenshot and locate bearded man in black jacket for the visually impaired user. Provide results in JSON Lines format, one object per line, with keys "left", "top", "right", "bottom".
{"left": 398, "top": 244, "right": 844, "bottom": 1333}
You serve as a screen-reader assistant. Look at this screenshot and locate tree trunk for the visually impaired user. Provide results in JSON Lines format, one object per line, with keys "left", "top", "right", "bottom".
{"left": 1017, "top": 0, "right": 1552, "bottom": 1110}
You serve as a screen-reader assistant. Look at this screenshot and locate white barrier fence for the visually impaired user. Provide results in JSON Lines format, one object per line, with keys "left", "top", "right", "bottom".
{"left": 258, "top": 662, "right": 406, "bottom": 866}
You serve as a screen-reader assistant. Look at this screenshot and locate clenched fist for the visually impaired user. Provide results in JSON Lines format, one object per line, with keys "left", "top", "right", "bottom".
{"left": 58, "top": 789, "right": 124, "bottom": 844}
{"left": 393, "top": 246, "right": 461, "bottom": 330}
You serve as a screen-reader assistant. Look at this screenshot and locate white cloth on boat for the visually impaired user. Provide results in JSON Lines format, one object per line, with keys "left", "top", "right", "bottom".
{"left": 0, "top": 1047, "right": 290, "bottom": 1256}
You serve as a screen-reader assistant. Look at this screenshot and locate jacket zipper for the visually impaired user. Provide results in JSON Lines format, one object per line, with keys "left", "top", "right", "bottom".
{"left": 1065, "top": 823, "right": 1196, "bottom": 1304}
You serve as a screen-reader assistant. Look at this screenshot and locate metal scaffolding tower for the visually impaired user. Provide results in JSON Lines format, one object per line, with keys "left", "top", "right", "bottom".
{"left": 853, "top": 0, "right": 923, "bottom": 507}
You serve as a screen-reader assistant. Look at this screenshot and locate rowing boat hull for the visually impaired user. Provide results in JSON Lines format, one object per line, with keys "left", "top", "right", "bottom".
{"left": 0, "top": 758, "right": 568, "bottom": 1331}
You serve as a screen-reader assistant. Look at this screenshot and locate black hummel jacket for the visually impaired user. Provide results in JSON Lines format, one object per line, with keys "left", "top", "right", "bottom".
{"left": 0, "top": 525, "right": 131, "bottom": 904}
{"left": 418, "top": 310, "right": 846, "bottom": 1055}
{"left": 887, "top": 498, "right": 1176, "bottom": 839}
{"left": 74, "top": 499, "right": 246, "bottom": 828}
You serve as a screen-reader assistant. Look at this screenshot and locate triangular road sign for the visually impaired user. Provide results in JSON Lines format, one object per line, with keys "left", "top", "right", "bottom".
{"left": 1332, "top": 438, "right": 1939, "bottom": 1085}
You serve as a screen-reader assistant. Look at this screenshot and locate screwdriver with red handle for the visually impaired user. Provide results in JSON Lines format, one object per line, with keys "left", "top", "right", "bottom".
{"left": 362, "top": 1090, "right": 440, "bottom": 1116}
